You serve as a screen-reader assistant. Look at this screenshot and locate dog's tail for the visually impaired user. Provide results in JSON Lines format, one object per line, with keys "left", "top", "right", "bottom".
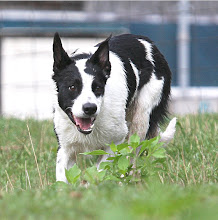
{"left": 159, "top": 117, "right": 177, "bottom": 144}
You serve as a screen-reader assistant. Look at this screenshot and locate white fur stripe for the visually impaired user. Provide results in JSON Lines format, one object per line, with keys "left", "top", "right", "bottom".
{"left": 137, "top": 72, "right": 164, "bottom": 112}
{"left": 73, "top": 59, "right": 102, "bottom": 118}
{"left": 129, "top": 59, "right": 140, "bottom": 103}
{"left": 138, "top": 39, "right": 155, "bottom": 66}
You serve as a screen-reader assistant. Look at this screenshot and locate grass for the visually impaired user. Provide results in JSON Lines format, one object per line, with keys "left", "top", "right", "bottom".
{"left": 0, "top": 114, "right": 217, "bottom": 219}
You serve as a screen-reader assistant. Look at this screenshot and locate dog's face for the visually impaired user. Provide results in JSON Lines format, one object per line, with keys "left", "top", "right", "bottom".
{"left": 52, "top": 33, "right": 111, "bottom": 134}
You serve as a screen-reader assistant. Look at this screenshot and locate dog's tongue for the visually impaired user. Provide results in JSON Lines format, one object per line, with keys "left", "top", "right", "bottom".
{"left": 74, "top": 117, "right": 92, "bottom": 131}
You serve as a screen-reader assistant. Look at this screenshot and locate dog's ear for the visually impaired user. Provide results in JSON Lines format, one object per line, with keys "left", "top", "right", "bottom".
{"left": 53, "top": 32, "right": 72, "bottom": 72}
{"left": 90, "top": 35, "right": 111, "bottom": 78}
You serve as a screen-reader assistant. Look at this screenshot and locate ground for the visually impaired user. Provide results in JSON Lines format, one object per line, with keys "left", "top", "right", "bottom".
{"left": 0, "top": 114, "right": 217, "bottom": 219}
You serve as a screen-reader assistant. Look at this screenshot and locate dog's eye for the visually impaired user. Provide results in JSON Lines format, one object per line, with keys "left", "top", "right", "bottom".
{"left": 95, "top": 86, "right": 102, "bottom": 92}
{"left": 69, "top": 85, "right": 75, "bottom": 91}
{"left": 95, "top": 86, "right": 103, "bottom": 94}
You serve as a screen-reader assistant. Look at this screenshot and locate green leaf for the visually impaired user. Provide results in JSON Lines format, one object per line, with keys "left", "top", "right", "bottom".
{"left": 84, "top": 166, "right": 106, "bottom": 184}
{"left": 152, "top": 148, "right": 166, "bottom": 158}
{"left": 65, "top": 164, "right": 81, "bottom": 184}
{"left": 149, "top": 136, "right": 160, "bottom": 148}
{"left": 120, "top": 147, "right": 131, "bottom": 154}
{"left": 139, "top": 139, "right": 153, "bottom": 156}
{"left": 99, "top": 161, "right": 112, "bottom": 170}
{"left": 84, "top": 166, "right": 98, "bottom": 184}
{"left": 118, "top": 155, "right": 129, "bottom": 171}
{"left": 104, "top": 175, "right": 120, "bottom": 181}
{"left": 129, "top": 133, "right": 141, "bottom": 150}
{"left": 139, "top": 136, "right": 161, "bottom": 156}
{"left": 80, "top": 150, "right": 109, "bottom": 156}
{"left": 121, "top": 153, "right": 135, "bottom": 157}
{"left": 106, "top": 156, "right": 116, "bottom": 161}
{"left": 106, "top": 155, "right": 121, "bottom": 163}
{"left": 119, "top": 169, "right": 126, "bottom": 175}
{"left": 117, "top": 142, "right": 129, "bottom": 151}
{"left": 98, "top": 170, "right": 106, "bottom": 182}
{"left": 109, "top": 142, "right": 117, "bottom": 152}
{"left": 130, "top": 133, "right": 140, "bottom": 144}
{"left": 152, "top": 142, "right": 164, "bottom": 151}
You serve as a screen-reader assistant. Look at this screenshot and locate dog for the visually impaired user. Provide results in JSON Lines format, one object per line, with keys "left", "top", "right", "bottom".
{"left": 52, "top": 33, "right": 176, "bottom": 183}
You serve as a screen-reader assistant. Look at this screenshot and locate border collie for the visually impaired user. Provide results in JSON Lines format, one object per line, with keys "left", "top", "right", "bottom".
{"left": 52, "top": 33, "right": 176, "bottom": 183}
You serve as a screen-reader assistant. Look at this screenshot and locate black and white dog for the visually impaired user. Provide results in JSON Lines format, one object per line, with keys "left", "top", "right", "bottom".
{"left": 52, "top": 33, "right": 176, "bottom": 183}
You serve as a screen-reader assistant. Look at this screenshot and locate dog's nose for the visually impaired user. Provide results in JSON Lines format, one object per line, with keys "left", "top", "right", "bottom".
{"left": 83, "top": 103, "right": 97, "bottom": 116}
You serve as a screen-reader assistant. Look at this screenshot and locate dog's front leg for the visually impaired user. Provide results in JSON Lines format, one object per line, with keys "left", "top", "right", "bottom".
{"left": 56, "top": 147, "right": 76, "bottom": 183}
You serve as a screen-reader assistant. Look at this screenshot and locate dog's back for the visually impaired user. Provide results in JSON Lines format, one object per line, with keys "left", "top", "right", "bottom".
{"left": 107, "top": 34, "right": 171, "bottom": 139}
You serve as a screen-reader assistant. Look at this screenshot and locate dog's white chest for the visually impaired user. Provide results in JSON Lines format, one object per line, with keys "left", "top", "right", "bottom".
{"left": 54, "top": 103, "right": 128, "bottom": 153}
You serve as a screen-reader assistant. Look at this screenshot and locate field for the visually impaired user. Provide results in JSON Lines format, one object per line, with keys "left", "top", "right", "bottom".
{"left": 0, "top": 114, "right": 217, "bottom": 219}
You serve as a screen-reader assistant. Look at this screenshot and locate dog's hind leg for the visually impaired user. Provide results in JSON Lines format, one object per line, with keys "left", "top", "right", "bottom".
{"left": 127, "top": 104, "right": 150, "bottom": 160}
{"left": 126, "top": 95, "right": 152, "bottom": 144}
{"left": 127, "top": 104, "right": 176, "bottom": 148}
{"left": 127, "top": 102, "right": 150, "bottom": 142}
{"left": 127, "top": 73, "right": 165, "bottom": 142}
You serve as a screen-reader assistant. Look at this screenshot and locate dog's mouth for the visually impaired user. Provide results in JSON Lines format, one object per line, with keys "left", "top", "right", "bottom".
{"left": 66, "top": 110, "right": 95, "bottom": 134}
{"left": 73, "top": 115, "right": 95, "bottom": 134}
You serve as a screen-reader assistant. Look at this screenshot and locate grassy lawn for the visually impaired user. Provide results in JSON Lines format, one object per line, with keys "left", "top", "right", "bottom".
{"left": 0, "top": 114, "right": 217, "bottom": 219}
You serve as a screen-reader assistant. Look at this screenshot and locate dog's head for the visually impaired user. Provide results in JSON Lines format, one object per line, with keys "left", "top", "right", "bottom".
{"left": 52, "top": 33, "right": 111, "bottom": 134}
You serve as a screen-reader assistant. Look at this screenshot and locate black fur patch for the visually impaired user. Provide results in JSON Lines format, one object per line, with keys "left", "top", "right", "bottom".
{"left": 72, "top": 53, "right": 91, "bottom": 61}
{"left": 108, "top": 34, "right": 155, "bottom": 106}
{"left": 53, "top": 63, "right": 83, "bottom": 112}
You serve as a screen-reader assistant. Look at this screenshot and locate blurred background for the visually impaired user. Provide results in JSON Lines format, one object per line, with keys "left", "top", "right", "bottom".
{"left": 0, "top": 0, "right": 217, "bottom": 119}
